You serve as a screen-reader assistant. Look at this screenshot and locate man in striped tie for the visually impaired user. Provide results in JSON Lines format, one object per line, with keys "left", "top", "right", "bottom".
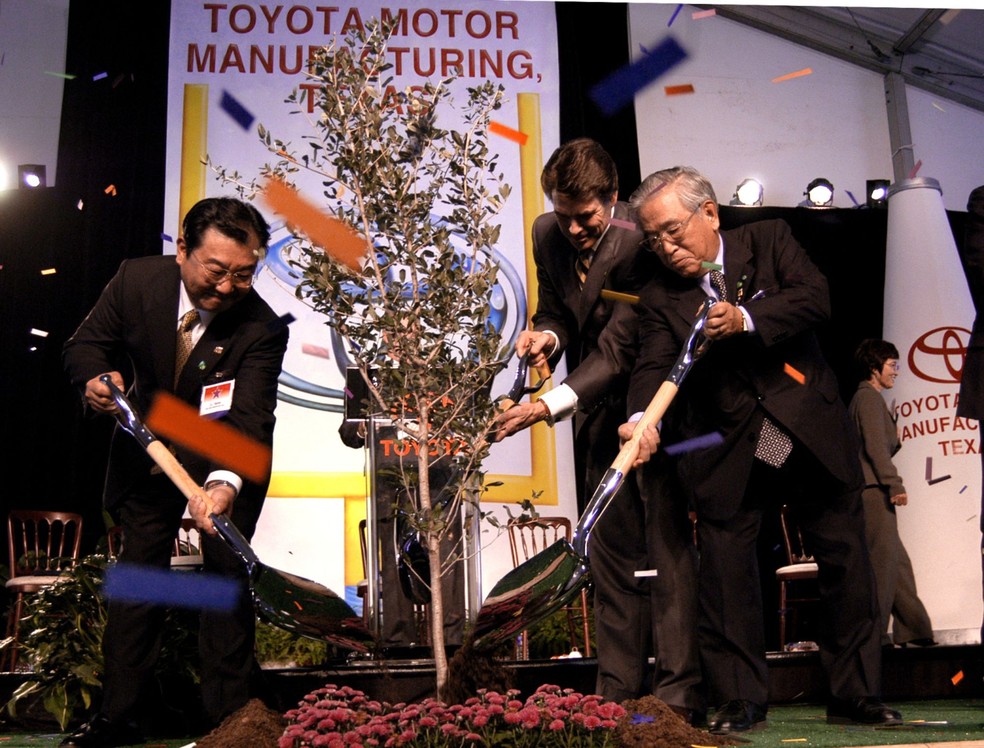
{"left": 493, "top": 139, "right": 703, "bottom": 724}
{"left": 621, "top": 166, "right": 900, "bottom": 734}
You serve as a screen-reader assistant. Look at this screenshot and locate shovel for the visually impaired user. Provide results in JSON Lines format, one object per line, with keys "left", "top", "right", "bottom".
{"left": 469, "top": 297, "right": 715, "bottom": 651}
{"left": 100, "top": 375, "right": 375, "bottom": 653}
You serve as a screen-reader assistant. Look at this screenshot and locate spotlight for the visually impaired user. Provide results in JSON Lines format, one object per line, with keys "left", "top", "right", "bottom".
{"left": 866, "top": 179, "right": 890, "bottom": 208}
{"left": 17, "top": 164, "right": 46, "bottom": 189}
{"left": 730, "top": 178, "right": 763, "bottom": 207}
{"left": 804, "top": 178, "right": 834, "bottom": 207}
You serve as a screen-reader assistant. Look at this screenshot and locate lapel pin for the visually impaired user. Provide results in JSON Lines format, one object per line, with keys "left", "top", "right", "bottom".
{"left": 213, "top": 346, "right": 224, "bottom": 354}
{"left": 198, "top": 361, "right": 206, "bottom": 370}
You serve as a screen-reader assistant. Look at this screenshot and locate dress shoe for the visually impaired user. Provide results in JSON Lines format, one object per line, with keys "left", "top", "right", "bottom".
{"left": 826, "top": 697, "right": 902, "bottom": 726}
{"left": 59, "top": 714, "right": 144, "bottom": 747}
{"left": 708, "top": 699, "right": 767, "bottom": 734}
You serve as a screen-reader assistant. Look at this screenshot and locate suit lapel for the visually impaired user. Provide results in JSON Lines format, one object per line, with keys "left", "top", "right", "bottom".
{"left": 148, "top": 262, "right": 182, "bottom": 389}
{"left": 722, "top": 229, "right": 756, "bottom": 306}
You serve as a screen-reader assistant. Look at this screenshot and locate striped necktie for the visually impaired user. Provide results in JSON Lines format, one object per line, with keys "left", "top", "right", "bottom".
{"left": 576, "top": 249, "right": 594, "bottom": 288}
{"left": 174, "top": 309, "right": 199, "bottom": 387}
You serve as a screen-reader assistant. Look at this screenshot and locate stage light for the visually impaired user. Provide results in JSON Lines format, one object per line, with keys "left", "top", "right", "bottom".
{"left": 804, "top": 178, "right": 834, "bottom": 207}
{"left": 866, "top": 179, "right": 890, "bottom": 208}
{"left": 730, "top": 178, "right": 763, "bottom": 206}
{"left": 18, "top": 164, "right": 46, "bottom": 189}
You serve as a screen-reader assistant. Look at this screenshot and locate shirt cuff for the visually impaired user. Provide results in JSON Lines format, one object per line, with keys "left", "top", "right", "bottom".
{"left": 740, "top": 307, "right": 755, "bottom": 333}
{"left": 205, "top": 469, "right": 242, "bottom": 497}
{"left": 539, "top": 383, "right": 578, "bottom": 424}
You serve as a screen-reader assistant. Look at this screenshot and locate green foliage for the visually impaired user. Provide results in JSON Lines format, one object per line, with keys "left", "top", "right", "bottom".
{"left": 254, "top": 619, "right": 329, "bottom": 667}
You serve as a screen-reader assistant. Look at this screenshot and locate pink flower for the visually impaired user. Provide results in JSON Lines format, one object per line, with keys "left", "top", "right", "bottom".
{"left": 547, "top": 719, "right": 566, "bottom": 731}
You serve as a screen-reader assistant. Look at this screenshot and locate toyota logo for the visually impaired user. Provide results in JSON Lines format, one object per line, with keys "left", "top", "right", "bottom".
{"left": 907, "top": 326, "right": 971, "bottom": 384}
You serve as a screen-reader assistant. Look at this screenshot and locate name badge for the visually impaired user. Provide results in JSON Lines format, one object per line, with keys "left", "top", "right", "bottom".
{"left": 201, "top": 379, "right": 234, "bottom": 418}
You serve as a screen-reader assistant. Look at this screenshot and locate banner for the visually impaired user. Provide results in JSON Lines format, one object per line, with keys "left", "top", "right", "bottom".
{"left": 164, "top": 0, "right": 567, "bottom": 604}
{"left": 883, "top": 177, "right": 981, "bottom": 645}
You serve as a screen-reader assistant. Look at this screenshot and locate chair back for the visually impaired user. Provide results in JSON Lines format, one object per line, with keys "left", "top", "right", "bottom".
{"left": 7, "top": 509, "right": 83, "bottom": 577}
{"left": 505, "top": 516, "right": 572, "bottom": 567}
{"left": 779, "top": 504, "right": 814, "bottom": 565}
{"left": 105, "top": 518, "right": 202, "bottom": 568}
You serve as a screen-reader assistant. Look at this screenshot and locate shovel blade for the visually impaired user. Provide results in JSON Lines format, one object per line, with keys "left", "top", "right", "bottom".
{"left": 213, "top": 514, "right": 375, "bottom": 653}
{"left": 470, "top": 539, "right": 586, "bottom": 651}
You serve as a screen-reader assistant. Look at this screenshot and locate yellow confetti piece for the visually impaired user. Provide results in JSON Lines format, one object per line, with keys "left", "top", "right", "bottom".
{"left": 40, "top": 267, "right": 57, "bottom": 276}
{"left": 952, "top": 670, "right": 964, "bottom": 684}
{"left": 44, "top": 70, "right": 76, "bottom": 79}
{"left": 784, "top": 362, "right": 806, "bottom": 384}
{"left": 772, "top": 68, "right": 812, "bottom": 83}
{"left": 781, "top": 740, "right": 808, "bottom": 743}
{"left": 600, "top": 289, "right": 640, "bottom": 305}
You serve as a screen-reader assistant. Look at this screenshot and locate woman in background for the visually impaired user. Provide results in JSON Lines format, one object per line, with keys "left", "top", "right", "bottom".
{"left": 849, "top": 339, "right": 936, "bottom": 648}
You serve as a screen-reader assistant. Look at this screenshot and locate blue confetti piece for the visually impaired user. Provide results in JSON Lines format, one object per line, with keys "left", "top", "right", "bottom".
{"left": 104, "top": 563, "right": 239, "bottom": 611}
{"left": 161, "top": 232, "right": 174, "bottom": 243}
{"left": 667, "top": 4, "right": 683, "bottom": 27}
{"left": 960, "top": 485, "right": 968, "bottom": 493}
{"left": 220, "top": 89, "right": 255, "bottom": 130}
{"left": 590, "top": 37, "right": 688, "bottom": 117}
{"left": 268, "top": 312, "right": 296, "bottom": 332}
{"left": 663, "top": 431, "right": 724, "bottom": 455}
{"left": 630, "top": 714, "right": 656, "bottom": 724}
{"left": 92, "top": 71, "right": 108, "bottom": 82}
{"left": 845, "top": 190, "right": 860, "bottom": 206}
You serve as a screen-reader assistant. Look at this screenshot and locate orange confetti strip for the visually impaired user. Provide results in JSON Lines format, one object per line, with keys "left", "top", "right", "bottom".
{"left": 783, "top": 363, "right": 806, "bottom": 384}
{"left": 293, "top": 600, "right": 303, "bottom": 611}
{"left": 771, "top": 68, "right": 812, "bottom": 83}
{"left": 145, "top": 392, "right": 271, "bottom": 484}
{"left": 104, "top": 184, "right": 117, "bottom": 196}
{"left": 489, "top": 120, "right": 529, "bottom": 146}
{"left": 262, "top": 176, "right": 367, "bottom": 272}
{"left": 665, "top": 84, "right": 695, "bottom": 95}
{"left": 600, "top": 289, "right": 640, "bottom": 305}
{"left": 692, "top": 9, "right": 716, "bottom": 19}
{"left": 952, "top": 670, "right": 964, "bottom": 685}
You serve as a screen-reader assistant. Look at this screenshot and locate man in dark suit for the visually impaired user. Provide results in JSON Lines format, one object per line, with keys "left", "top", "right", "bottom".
{"left": 61, "top": 197, "right": 289, "bottom": 747}
{"left": 956, "top": 184, "right": 984, "bottom": 637}
{"left": 494, "top": 139, "right": 702, "bottom": 722}
{"left": 620, "top": 166, "right": 901, "bottom": 734}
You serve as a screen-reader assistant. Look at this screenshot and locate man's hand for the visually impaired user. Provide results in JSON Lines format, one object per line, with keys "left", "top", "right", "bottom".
{"left": 703, "top": 301, "right": 745, "bottom": 340}
{"left": 84, "top": 371, "right": 125, "bottom": 414}
{"left": 493, "top": 400, "right": 549, "bottom": 441}
{"left": 516, "top": 330, "right": 557, "bottom": 372}
{"left": 189, "top": 484, "right": 235, "bottom": 536}
{"left": 617, "top": 420, "right": 660, "bottom": 469}
{"left": 891, "top": 492, "right": 908, "bottom": 506}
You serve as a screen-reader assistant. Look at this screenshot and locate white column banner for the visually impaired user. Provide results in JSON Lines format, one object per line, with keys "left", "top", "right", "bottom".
{"left": 883, "top": 177, "right": 981, "bottom": 645}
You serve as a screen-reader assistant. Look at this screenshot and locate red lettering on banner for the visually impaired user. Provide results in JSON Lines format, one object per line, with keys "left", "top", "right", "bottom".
{"left": 937, "top": 438, "right": 979, "bottom": 456}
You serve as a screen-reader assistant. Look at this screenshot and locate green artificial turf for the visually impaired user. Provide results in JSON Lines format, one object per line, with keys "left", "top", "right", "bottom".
{"left": 1, "top": 699, "right": 981, "bottom": 747}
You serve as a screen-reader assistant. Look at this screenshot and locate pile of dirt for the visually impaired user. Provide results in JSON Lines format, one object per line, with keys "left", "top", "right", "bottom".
{"left": 195, "top": 699, "right": 287, "bottom": 748}
{"left": 616, "top": 696, "right": 740, "bottom": 748}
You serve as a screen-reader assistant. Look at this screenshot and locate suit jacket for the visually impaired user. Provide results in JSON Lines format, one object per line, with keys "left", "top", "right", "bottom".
{"left": 531, "top": 202, "right": 655, "bottom": 440}
{"left": 849, "top": 381, "right": 906, "bottom": 496}
{"left": 63, "top": 255, "right": 288, "bottom": 520}
{"left": 627, "top": 219, "right": 863, "bottom": 520}
{"left": 957, "top": 185, "right": 984, "bottom": 420}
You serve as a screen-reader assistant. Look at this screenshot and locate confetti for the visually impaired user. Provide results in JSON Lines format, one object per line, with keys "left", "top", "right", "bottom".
{"left": 909, "top": 159, "right": 923, "bottom": 178}
{"left": 220, "top": 89, "right": 255, "bottom": 130}
{"left": 600, "top": 289, "right": 640, "bottom": 305}
{"left": 932, "top": 101, "right": 946, "bottom": 112}
{"left": 951, "top": 670, "right": 964, "bottom": 685}
{"left": 633, "top": 569, "right": 659, "bottom": 577}
{"left": 44, "top": 70, "right": 76, "bottom": 80}
{"left": 665, "top": 84, "right": 695, "bottom": 96}
{"left": 664, "top": 431, "right": 724, "bottom": 455}
{"left": 105, "top": 184, "right": 117, "bottom": 196}
{"left": 145, "top": 391, "right": 272, "bottom": 483}
{"left": 268, "top": 312, "right": 295, "bottom": 332}
{"left": 262, "top": 176, "right": 368, "bottom": 272}
{"left": 161, "top": 233, "right": 174, "bottom": 243}
{"left": 590, "top": 36, "right": 688, "bottom": 116}
{"left": 40, "top": 267, "right": 57, "bottom": 276}
{"left": 925, "top": 456, "right": 933, "bottom": 481}
{"left": 781, "top": 740, "right": 808, "bottom": 743}
{"left": 489, "top": 120, "right": 528, "bottom": 146}
{"left": 29, "top": 328, "right": 49, "bottom": 338}
{"left": 667, "top": 4, "right": 683, "bottom": 26}
{"left": 960, "top": 485, "right": 967, "bottom": 493}
{"left": 92, "top": 71, "right": 108, "bottom": 82}
{"left": 845, "top": 190, "right": 860, "bottom": 206}
{"left": 609, "top": 217, "right": 637, "bottom": 230}
{"left": 700, "top": 261, "right": 722, "bottom": 271}
{"left": 104, "top": 563, "right": 238, "bottom": 611}
{"left": 692, "top": 9, "right": 716, "bottom": 19}
{"left": 630, "top": 714, "right": 655, "bottom": 724}
{"left": 771, "top": 68, "right": 812, "bottom": 83}
{"left": 928, "top": 474, "right": 951, "bottom": 485}
{"left": 783, "top": 363, "right": 806, "bottom": 384}
{"left": 302, "top": 343, "right": 332, "bottom": 359}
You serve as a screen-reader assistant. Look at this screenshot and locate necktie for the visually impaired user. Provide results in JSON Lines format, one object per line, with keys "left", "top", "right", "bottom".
{"left": 575, "top": 249, "right": 594, "bottom": 288}
{"left": 709, "top": 269, "right": 728, "bottom": 301}
{"left": 755, "top": 415, "right": 794, "bottom": 467}
{"left": 174, "top": 309, "right": 199, "bottom": 387}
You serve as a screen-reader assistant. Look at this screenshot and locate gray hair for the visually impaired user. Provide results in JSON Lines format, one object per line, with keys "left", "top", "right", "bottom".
{"left": 629, "top": 166, "right": 718, "bottom": 213}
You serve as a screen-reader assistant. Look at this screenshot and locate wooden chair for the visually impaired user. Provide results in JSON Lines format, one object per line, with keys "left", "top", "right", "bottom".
{"left": 776, "top": 504, "right": 820, "bottom": 649}
{"left": 505, "top": 516, "right": 592, "bottom": 659}
{"left": 3, "top": 510, "right": 83, "bottom": 671}
{"left": 106, "top": 517, "right": 203, "bottom": 570}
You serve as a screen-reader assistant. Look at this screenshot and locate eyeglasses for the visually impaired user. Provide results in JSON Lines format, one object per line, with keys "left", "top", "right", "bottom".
{"left": 191, "top": 254, "right": 256, "bottom": 287}
{"left": 643, "top": 204, "right": 702, "bottom": 251}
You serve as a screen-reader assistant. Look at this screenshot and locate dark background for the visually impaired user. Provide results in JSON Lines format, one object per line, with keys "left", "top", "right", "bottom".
{"left": 0, "top": 2, "right": 971, "bottom": 650}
